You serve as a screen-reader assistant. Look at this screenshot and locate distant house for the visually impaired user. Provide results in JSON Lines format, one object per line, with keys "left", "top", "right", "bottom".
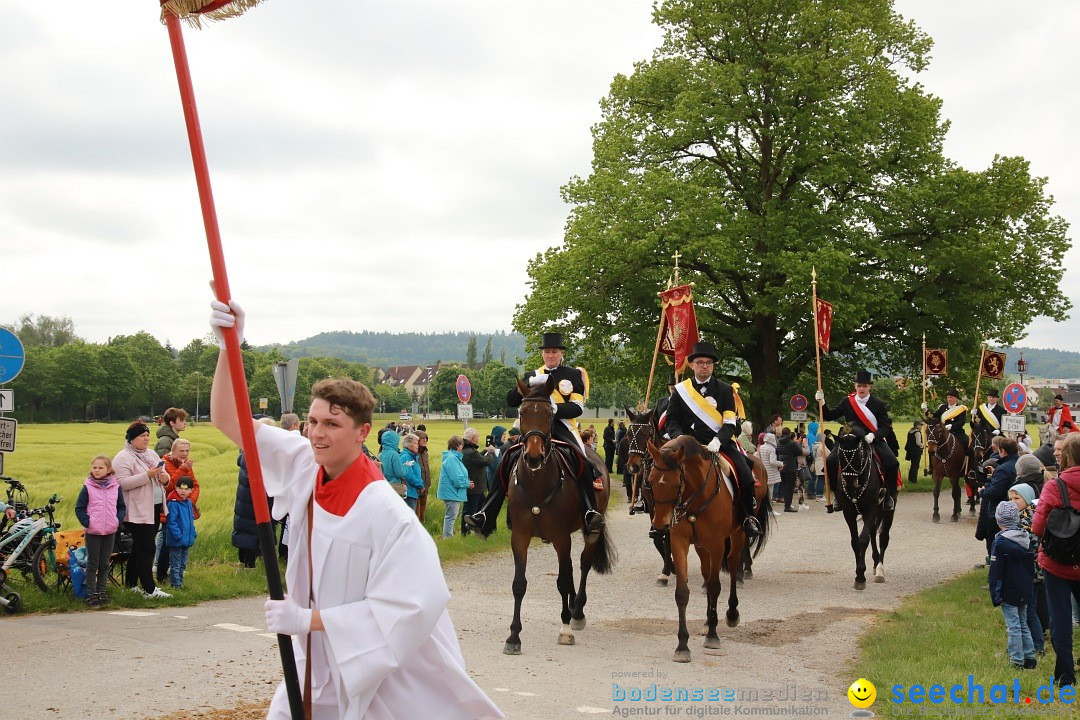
{"left": 383, "top": 365, "right": 423, "bottom": 395}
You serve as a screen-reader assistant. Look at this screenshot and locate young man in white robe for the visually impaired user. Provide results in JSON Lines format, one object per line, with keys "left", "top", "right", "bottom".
{"left": 210, "top": 299, "right": 502, "bottom": 720}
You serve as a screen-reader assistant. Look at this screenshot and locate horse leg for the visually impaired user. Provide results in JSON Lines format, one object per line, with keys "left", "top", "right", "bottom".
{"left": 571, "top": 536, "right": 596, "bottom": 631}
{"left": 671, "top": 534, "right": 692, "bottom": 663}
{"left": 878, "top": 504, "right": 895, "bottom": 571}
{"left": 652, "top": 528, "right": 673, "bottom": 586}
{"left": 552, "top": 534, "right": 576, "bottom": 645}
{"left": 932, "top": 470, "right": 941, "bottom": 523}
{"left": 504, "top": 528, "right": 530, "bottom": 655}
{"left": 702, "top": 547, "right": 723, "bottom": 650}
{"left": 725, "top": 533, "right": 743, "bottom": 630}
{"left": 950, "top": 476, "right": 962, "bottom": 521}
{"left": 869, "top": 510, "right": 885, "bottom": 583}
{"left": 846, "top": 507, "right": 869, "bottom": 589}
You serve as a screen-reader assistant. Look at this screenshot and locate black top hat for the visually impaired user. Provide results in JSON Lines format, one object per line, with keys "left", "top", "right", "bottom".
{"left": 540, "top": 332, "right": 565, "bottom": 350}
{"left": 854, "top": 369, "right": 873, "bottom": 384}
{"left": 986, "top": 389, "right": 999, "bottom": 398}
{"left": 687, "top": 341, "right": 719, "bottom": 363}
{"left": 947, "top": 388, "right": 960, "bottom": 398}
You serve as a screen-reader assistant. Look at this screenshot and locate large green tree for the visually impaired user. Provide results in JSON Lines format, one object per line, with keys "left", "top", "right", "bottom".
{"left": 515, "top": 0, "right": 1070, "bottom": 428}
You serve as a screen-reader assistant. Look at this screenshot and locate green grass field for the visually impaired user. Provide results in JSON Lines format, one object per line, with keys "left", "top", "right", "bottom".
{"left": 1, "top": 415, "right": 528, "bottom": 612}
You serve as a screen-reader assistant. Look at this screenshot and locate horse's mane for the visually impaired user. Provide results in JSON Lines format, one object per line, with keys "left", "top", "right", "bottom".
{"left": 660, "top": 434, "right": 708, "bottom": 465}
{"left": 524, "top": 380, "right": 551, "bottom": 400}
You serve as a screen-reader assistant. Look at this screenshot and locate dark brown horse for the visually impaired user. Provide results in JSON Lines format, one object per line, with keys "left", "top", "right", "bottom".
{"left": 923, "top": 417, "right": 967, "bottom": 522}
{"left": 624, "top": 408, "right": 675, "bottom": 585}
{"left": 503, "top": 378, "right": 616, "bottom": 655}
{"left": 834, "top": 425, "right": 895, "bottom": 588}
{"left": 646, "top": 436, "right": 747, "bottom": 663}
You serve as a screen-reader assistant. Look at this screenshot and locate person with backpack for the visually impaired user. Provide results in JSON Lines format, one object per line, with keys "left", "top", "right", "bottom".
{"left": 1032, "top": 433, "right": 1080, "bottom": 688}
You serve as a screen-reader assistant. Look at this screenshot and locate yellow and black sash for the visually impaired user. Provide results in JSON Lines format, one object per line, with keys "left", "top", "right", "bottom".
{"left": 534, "top": 365, "right": 588, "bottom": 452}
{"left": 674, "top": 379, "right": 735, "bottom": 432}
{"left": 977, "top": 404, "right": 1000, "bottom": 430}
{"left": 941, "top": 404, "right": 967, "bottom": 423}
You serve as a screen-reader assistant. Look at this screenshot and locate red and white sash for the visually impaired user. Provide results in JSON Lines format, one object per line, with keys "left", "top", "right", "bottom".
{"left": 847, "top": 393, "right": 878, "bottom": 433}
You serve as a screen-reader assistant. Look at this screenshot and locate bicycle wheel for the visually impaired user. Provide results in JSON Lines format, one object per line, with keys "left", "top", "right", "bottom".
{"left": 32, "top": 538, "right": 58, "bottom": 593}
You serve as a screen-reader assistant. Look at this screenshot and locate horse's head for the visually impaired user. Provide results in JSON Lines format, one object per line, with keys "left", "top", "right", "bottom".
{"left": 625, "top": 407, "right": 656, "bottom": 475}
{"left": 970, "top": 416, "right": 993, "bottom": 462}
{"left": 836, "top": 423, "right": 866, "bottom": 450}
{"left": 645, "top": 438, "right": 684, "bottom": 531}
{"left": 923, "top": 416, "right": 946, "bottom": 451}
{"left": 835, "top": 423, "right": 873, "bottom": 484}
{"left": 516, "top": 377, "right": 555, "bottom": 469}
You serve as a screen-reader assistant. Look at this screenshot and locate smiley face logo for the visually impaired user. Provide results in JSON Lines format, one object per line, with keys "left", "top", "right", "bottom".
{"left": 847, "top": 678, "right": 876, "bottom": 709}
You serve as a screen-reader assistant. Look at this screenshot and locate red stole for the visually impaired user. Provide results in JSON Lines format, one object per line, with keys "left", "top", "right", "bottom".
{"left": 315, "top": 452, "right": 384, "bottom": 517}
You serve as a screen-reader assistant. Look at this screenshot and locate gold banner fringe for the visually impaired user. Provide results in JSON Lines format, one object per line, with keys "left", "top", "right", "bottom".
{"left": 160, "top": 0, "right": 265, "bottom": 28}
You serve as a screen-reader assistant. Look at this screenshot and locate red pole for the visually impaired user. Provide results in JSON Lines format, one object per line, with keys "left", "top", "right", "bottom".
{"left": 162, "top": 11, "right": 304, "bottom": 718}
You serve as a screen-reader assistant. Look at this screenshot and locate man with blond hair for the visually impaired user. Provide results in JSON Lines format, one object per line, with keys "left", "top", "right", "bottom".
{"left": 210, "top": 298, "right": 501, "bottom": 720}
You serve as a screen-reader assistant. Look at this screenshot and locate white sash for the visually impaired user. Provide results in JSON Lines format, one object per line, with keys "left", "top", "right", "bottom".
{"left": 849, "top": 394, "right": 879, "bottom": 433}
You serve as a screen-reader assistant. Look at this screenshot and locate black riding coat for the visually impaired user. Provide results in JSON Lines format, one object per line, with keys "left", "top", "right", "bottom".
{"left": 664, "top": 377, "right": 738, "bottom": 446}
{"left": 932, "top": 402, "right": 969, "bottom": 443}
{"left": 507, "top": 365, "right": 585, "bottom": 448}
{"left": 822, "top": 393, "right": 899, "bottom": 470}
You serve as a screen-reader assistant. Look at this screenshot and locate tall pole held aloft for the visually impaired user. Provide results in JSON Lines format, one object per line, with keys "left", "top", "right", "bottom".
{"left": 162, "top": 12, "right": 304, "bottom": 718}
{"left": 921, "top": 333, "right": 928, "bottom": 474}
{"left": 811, "top": 267, "right": 831, "bottom": 507}
{"left": 973, "top": 340, "right": 988, "bottom": 421}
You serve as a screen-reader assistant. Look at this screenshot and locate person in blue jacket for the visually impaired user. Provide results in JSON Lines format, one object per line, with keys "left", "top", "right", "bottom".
{"left": 976, "top": 437, "right": 1019, "bottom": 558}
{"left": 988, "top": 500, "right": 1037, "bottom": 670}
{"left": 379, "top": 429, "right": 407, "bottom": 496}
{"left": 400, "top": 433, "right": 426, "bottom": 511}
{"left": 437, "top": 436, "right": 469, "bottom": 538}
{"left": 165, "top": 476, "right": 198, "bottom": 589}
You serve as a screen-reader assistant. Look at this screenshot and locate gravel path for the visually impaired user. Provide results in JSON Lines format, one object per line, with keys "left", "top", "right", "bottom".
{"left": 3, "top": 490, "right": 982, "bottom": 719}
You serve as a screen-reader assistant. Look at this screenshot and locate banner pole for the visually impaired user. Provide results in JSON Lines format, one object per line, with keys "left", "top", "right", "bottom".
{"left": 811, "top": 268, "right": 830, "bottom": 507}
{"left": 643, "top": 303, "right": 667, "bottom": 410}
{"left": 922, "top": 333, "right": 929, "bottom": 476}
{"left": 162, "top": 12, "right": 304, "bottom": 718}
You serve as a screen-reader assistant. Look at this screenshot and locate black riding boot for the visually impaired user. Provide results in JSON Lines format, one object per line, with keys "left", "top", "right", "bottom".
{"left": 578, "top": 470, "right": 605, "bottom": 540}
{"left": 883, "top": 466, "right": 899, "bottom": 512}
{"left": 740, "top": 483, "right": 761, "bottom": 538}
{"left": 463, "top": 483, "right": 506, "bottom": 538}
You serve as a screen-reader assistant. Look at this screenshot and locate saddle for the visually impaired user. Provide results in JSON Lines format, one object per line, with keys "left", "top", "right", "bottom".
{"left": 497, "top": 440, "right": 591, "bottom": 492}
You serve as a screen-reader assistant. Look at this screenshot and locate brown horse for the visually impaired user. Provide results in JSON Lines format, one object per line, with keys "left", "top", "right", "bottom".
{"left": 923, "top": 417, "right": 967, "bottom": 522}
{"left": 646, "top": 436, "right": 746, "bottom": 663}
{"left": 503, "top": 378, "right": 616, "bottom": 655}
{"left": 624, "top": 408, "right": 675, "bottom": 585}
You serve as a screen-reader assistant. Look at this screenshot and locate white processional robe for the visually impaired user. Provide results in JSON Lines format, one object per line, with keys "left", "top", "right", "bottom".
{"left": 255, "top": 425, "right": 503, "bottom": 720}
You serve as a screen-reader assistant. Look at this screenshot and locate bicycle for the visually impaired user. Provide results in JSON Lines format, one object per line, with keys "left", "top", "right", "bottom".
{"left": 0, "top": 493, "right": 63, "bottom": 607}
{"left": 0, "top": 476, "right": 30, "bottom": 536}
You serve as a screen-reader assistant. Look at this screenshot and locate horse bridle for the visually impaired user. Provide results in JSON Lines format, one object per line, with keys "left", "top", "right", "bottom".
{"left": 927, "top": 422, "right": 957, "bottom": 463}
{"left": 626, "top": 420, "right": 656, "bottom": 503}
{"left": 513, "top": 395, "right": 567, "bottom": 519}
{"left": 649, "top": 454, "right": 723, "bottom": 527}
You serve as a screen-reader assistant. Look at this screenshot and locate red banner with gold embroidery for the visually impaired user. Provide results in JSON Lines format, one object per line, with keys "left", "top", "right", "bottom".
{"left": 981, "top": 350, "right": 1007, "bottom": 379}
{"left": 924, "top": 349, "right": 948, "bottom": 376}
{"left": 815, "top": 298, "right": 833, "bottom": 354}
{"left": 659, "top": 285, "right": 699, "bottom": 375}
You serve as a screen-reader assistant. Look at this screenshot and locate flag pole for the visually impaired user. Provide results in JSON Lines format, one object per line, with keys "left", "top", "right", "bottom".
{"left": 973, "top": 340, "right": 987, "bottom": 422}
{"left": 643, "top": 305, "right": 666, "bottom": 411}
{"left": 162, "top": 12, "right": 304, "bottom": 718}
{"left": 922, "top": 333, "right": 929, "bottom": 476}
{"left": 811, "top": 267, "right": 831, "bottom": 507}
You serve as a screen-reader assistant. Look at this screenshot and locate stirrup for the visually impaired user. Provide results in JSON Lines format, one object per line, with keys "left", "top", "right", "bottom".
{"left": 742, "top": 516, "right": 762, "bottom": 537}
{"left": 584, "top": 509, "right": 605, "bottom": 534}
{"left": 463, "top": 512, "right": 485, "bottom": 531}
{"left": 883, "top": 495, "right": 895, "bottom": 512}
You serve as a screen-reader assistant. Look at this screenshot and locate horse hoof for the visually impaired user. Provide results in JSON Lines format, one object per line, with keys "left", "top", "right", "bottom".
{"left": 932, "top": 513, "right": 940, "bottom": 523}
{"left": 703, "top": 636, "right": 721, "bottom": 649}
{"left": 726, "top": 610, "right": 740, "bottom": 628}
{"left": 737, "top": 578, "right": 744, "bottom": 588}
{"left": 874, "top": 574, "right": 885, "bottom": 583}
{"left": 571, "top": 617, "right": 586, "bottom": 631}
{"left": 558, "top": 624, "right": 575, "bottom": 645}
{"left": 503, "top": 643, "right": 521, "bottom": 655}
{"left": 854, "top": 581, "right": 866, "bottom": 590}
{"left": 744, "top": 568, "right": 753, "bottom": 580}
{"left": 674, "top": 649, "right": 691, "bottom": 663}
{"left": 656, "top": 575, "right": 669, "bottom": 587}
{"left": 951, "top": 514, "right": 960, "bottom": 523}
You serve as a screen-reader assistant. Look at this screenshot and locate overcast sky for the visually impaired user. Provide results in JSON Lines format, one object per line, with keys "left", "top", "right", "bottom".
{"left": 2, "top": 1, "right": 1077, "bottom": 355}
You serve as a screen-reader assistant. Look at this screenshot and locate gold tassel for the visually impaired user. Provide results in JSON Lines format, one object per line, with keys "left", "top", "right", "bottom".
{"left": 160, "top": 0, "right": 266, "bottom": 29}
{"left": 731, "top": 383, "right": 746, "bottom": 421}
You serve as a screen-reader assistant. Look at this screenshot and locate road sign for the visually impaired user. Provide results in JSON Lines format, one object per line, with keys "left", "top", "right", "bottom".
{"left": 790, "top": 411, "right": 808, "bottom": 422}
{"left": 1002, "top": 415, "right": 1026, "bottom": 433}
{"left": 0, "top": 329, "right": 26, "bottom": 384}
{"left": 0, "top": 418, "right": 16, "bottom": 453}
{"left": 0, "top": 389, "right": 11, "bottom": 413}
{"left": 790, "top": 394, "right": 808, "bottom": 412}
{"left": 457, "top": 403, "right": 473, "bottom": 420}
{"left": 259, "top": 397, "right": 268, "bottom": 410}
{"left": 1002, "top": 383, "right": 1028, "bottom": 415}
{"left": 272, "top": 358, "right": 300, "bottom": 413}
{"left": 0, "top": 452, "right": 4, "bottom": 475}
{"left": 456, "top": 374, "right": 472, "bottom": 403}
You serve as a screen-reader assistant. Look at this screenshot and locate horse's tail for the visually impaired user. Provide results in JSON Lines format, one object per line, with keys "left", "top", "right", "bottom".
{"left": 591, "top": 523, "right": 617, "bottom": 575}
{"left": 749, "top": 492, "right": 773, "bottom": 558}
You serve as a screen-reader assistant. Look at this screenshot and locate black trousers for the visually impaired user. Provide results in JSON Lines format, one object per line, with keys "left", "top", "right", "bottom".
{"left": 125, "top": 522, "right": 158, "bottom": 593}
{"left": 781, "top": 472, "right": 797, "bottom": 510}
{"left": 907, "top": 454, "right": 921, "bottom": 484}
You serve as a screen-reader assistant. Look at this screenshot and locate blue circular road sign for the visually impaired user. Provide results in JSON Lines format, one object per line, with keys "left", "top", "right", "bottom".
{"left": 0, "top": 329, "right": 25, "bottom": 384}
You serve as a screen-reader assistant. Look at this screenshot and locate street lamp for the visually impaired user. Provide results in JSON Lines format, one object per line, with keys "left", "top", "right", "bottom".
{"left": 1017, "top": 353, "right": 1027, "bottom": 386}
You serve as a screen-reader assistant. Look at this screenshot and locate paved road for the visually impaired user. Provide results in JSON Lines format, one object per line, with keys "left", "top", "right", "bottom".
{"left": 3, "top": 491, "right": 981, "bottom": 719}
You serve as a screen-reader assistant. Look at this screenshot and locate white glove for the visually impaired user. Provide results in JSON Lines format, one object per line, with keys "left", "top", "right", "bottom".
{"left": 814, "top": 389, "right": 824, "bottom": 403}
{"left": 550, "top": 398, "right": 558, "bottom": 411}
{"left": 992, "top": 429, "right": 1000, "bottom": 436}
{"left": 529, "top": 374, "right": 547, "bottom": 387}
{"left": 707, "top": 437, "right": 721, "bottom": 453}
{"left": 864, "top": 432, "right": 875, "bottom": 444}
{"left": 210, "top": 298, "right": 245, "bottom": 348}
{"left": 945, "top": 424, "right": 952, "bottom": 431}
{"left": 265, "top": 595, "right": 312, "bottom": 635}
{"left": 920, "top": 403, "right": 928, "bottom": 411}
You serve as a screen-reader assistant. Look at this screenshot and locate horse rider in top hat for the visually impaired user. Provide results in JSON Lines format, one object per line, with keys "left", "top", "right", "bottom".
{"left": 464, "top": 331, "right": 605, "bottom": 538}
{"left": 661, "top": 341, "right": 762, "bottom": 538}
{"left": 924, "top": 388, "right": 969, "bottom": 453}
{"left": 815, "top": 369, "right": 902, "bottom": 512}
{"left": 972, "top": 388, "right": 1006, "bottom": 437}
